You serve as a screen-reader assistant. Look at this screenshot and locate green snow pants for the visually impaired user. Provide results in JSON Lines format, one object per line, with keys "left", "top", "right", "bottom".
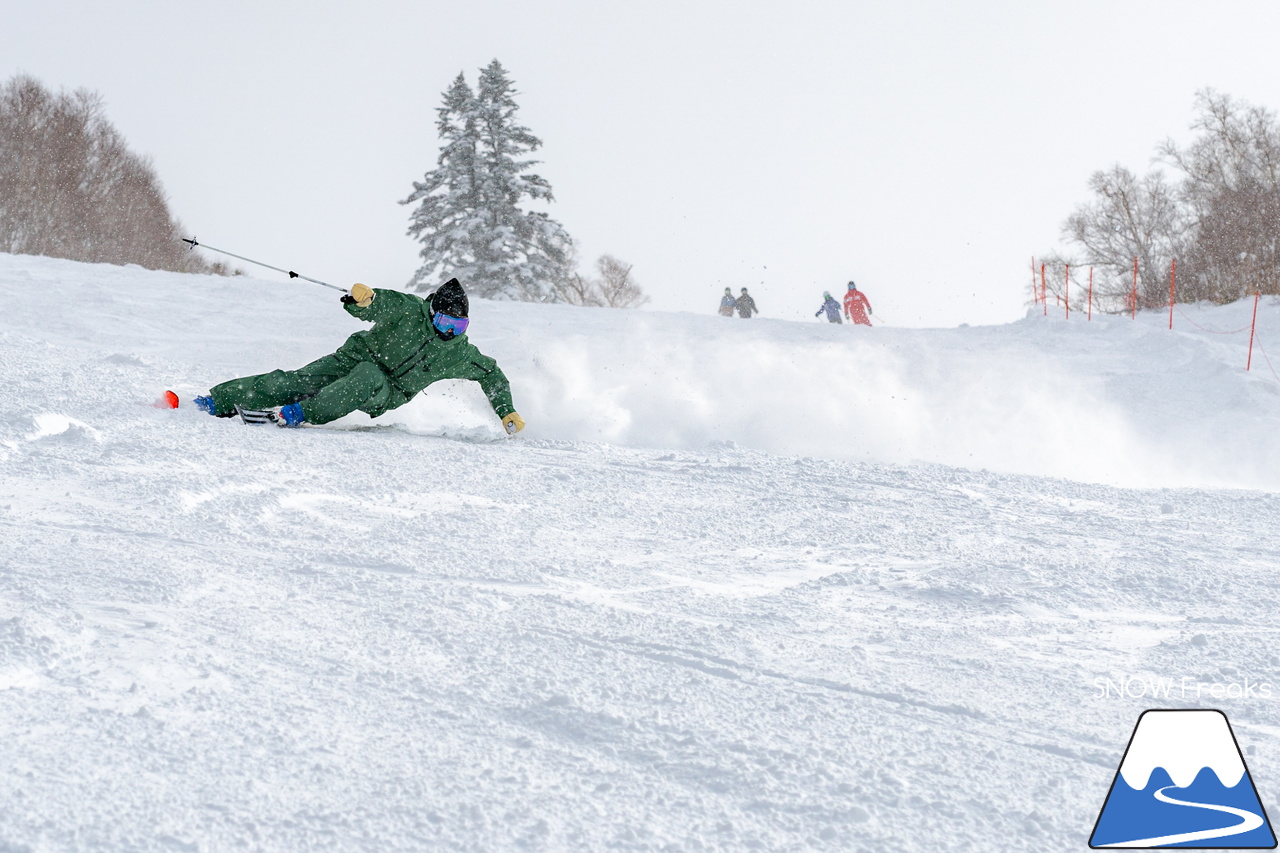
{"left": 209, "top": 351, "right": 407, "bottom": 425}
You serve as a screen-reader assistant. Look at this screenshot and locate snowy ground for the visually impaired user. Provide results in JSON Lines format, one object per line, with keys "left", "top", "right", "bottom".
{"left": 3, "top": 253, "right": 1280, "bottom": 851}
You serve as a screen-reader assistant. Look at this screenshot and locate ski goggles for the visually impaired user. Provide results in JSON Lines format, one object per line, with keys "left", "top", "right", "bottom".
{"left": 432, "top": 311, "right": 469, "bottom": 336}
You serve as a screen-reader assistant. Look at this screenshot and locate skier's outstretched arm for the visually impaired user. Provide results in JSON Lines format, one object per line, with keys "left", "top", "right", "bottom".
{"left": 459, "top": 351, "right": 523, "bottom": 434}
{"left": 341, "top": 286, "right": 419, "bottom": 325}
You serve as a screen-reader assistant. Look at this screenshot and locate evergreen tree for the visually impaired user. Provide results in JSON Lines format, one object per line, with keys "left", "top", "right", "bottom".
{"left": 403, "top": 61, "right": 575, "bottom": 300}
{"left": 402, "top": 73, "right": 484, "bottom": 290}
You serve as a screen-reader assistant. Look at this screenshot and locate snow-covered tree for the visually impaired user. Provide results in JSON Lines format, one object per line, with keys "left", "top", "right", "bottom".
{"left": 403, "top": 61, "right": 575, "bottom": 300}
{"left": 401, "top": 74, "right": 483, "bottom": 291}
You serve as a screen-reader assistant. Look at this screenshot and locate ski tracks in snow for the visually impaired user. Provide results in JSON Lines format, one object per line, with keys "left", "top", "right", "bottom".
{"left": 4, "top": 397, "right": 1280, "bottom": 849}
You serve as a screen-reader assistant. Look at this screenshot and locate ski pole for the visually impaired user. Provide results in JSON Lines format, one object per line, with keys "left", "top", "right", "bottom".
{"left": 181, "top": 237, "right": 349, "bottom": 293}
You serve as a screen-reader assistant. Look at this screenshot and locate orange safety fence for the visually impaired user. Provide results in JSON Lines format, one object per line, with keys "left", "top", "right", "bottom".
{"left": 1029, "top": 256, "right": 1273, "bottom": 382}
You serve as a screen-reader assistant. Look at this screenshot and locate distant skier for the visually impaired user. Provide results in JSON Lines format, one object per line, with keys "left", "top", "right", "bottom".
{"left": 190, "top": 278, "right": 525, "bottom": 434}
{"left": 735, "top": 287, "right": 759, "bottom": 319}
{"left": 843, "top": 281, "right": 873, "bottom": 326}
{"left": 815, "top": 291, "right": 843, "bottom": 323}
{"left": 718, "top": 287, "right": 736, "bottom": 317}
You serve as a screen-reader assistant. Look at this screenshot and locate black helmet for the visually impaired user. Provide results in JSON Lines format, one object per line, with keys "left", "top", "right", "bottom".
{"left": 428, "top": 279, "right": 469, "bottom": 340}
{"left": 431, "top": 278, "right": 468, "bottom": 318}
{"left": 740, "top": 287, "right": 748, "bottom": 293}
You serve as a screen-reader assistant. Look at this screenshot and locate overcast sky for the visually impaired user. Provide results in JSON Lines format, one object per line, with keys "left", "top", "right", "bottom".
{"left": 6, "top": 1, "right": 1280, "bottom": 326}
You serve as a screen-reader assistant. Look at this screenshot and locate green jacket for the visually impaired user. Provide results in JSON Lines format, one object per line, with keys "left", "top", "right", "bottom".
{"left": 339, "top": 288, "right": 515, "bottom": 417}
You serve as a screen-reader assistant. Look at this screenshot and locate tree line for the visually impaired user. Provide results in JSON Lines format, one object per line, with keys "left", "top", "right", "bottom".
{"left": 0, "top": 74, "right": 221, "bottom": 274}
{"left": 1, "top": 65, "right": 644, "bottom": 305}
{"left": 1042, "top": 90, "right": 1280, "bottom": 311}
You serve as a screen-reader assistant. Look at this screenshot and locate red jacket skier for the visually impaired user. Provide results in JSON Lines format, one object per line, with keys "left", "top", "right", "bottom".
{"left": 842, "top": 281, "right": 872, "bottom": 326}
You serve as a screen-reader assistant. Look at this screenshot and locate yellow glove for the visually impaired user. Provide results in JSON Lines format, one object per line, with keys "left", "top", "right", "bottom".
{"left": 350, "top": 283, "right": 374, "bottom": 307}
{"left": 502, "top": 412, "right": 525, "bottom": 435}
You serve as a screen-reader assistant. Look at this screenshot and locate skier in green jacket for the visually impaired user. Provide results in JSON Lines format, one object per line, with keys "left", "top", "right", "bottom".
{"left": 193, "top": 278, "right": 525, "bottom": 434}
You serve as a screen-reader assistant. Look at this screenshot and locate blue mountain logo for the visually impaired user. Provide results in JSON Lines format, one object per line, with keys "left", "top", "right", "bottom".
{"left": 1091, "top": 709, "right": 1276, "bottom": 848}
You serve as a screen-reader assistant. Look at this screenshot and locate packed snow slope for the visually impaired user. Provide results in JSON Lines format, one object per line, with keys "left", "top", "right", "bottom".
{"left": 2, "top": 253, "right": 1280, "bottom": 852}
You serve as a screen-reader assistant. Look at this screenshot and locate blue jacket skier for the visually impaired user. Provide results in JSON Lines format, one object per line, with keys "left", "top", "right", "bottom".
{"left": 815, "top": 292, "right": 842, "bottom": 323}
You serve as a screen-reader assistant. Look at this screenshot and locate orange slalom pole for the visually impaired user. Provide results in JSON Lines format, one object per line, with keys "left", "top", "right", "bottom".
{"left": 1168, "top": 259, "right": 1176, "bottom": 330}
{"left": 1247, "top": 290, "right": 1260, "bottom": 370}
{"left": 1065, "top": 264, "right": 1070, "bottom": 319}
{"left": 1088, "top": 266, "right": 1093, "bottom": 321}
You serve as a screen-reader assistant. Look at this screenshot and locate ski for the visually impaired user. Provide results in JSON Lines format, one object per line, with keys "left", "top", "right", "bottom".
{"left": 235, "top": 405, "right": 277, "bottom": 426}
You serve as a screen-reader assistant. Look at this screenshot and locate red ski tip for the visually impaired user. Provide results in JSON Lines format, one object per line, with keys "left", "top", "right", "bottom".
{"left": 156, "top": 390, "right": 180, "bottom": 409}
